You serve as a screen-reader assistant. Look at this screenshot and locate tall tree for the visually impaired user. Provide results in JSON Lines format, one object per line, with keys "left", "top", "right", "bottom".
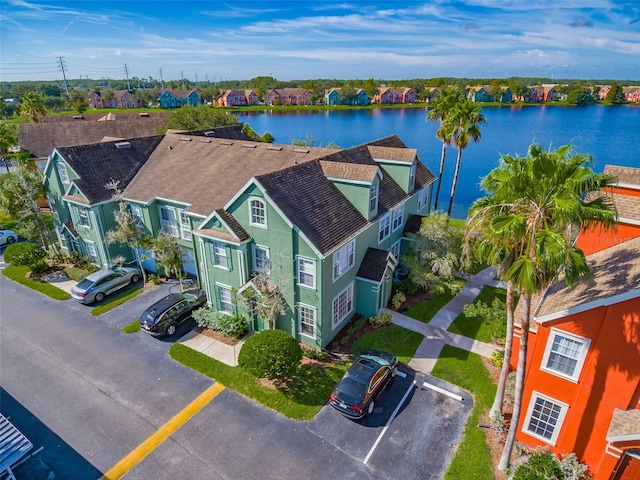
{"left": 0, "top": 123, "right": 17, "bottom": 173}
{"left": 20, "top": 91, "right": 48, "bottom": 123}
{"left": 605, "top": 82, "right": 625, "bottom": 104}
{"left": 426, "top": 87, "right": 462, "bottom": 212}
{"left": 447, "top": 99, "right": 486, "bottom": 217}
{"left": 469, "top": 144, "right": 617, "bottom": 472}
{"left": 162, "top": 105, "right": 239, "bottom": 132}
{"left": 152, "top": 232, "right": 185, "bottom": 291}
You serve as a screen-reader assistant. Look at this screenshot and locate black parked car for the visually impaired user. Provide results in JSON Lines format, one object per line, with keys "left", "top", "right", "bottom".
{"left": 139, "top": 289, "right": 207, "bottom": 336}
{"left": 329, "top": 348, "right": 398, "bottom": 419}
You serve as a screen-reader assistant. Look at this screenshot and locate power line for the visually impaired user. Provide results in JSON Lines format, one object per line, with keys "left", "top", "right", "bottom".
{"left": 123, "top": 64, "right": 131, "bottom": 91}
{"left": 57, "top": 57, "right": 69, "bottom": 94}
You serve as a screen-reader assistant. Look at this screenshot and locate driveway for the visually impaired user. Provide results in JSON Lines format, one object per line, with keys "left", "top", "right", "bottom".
{"left": 0, "top": 274, "right": 471, "bottom": 479}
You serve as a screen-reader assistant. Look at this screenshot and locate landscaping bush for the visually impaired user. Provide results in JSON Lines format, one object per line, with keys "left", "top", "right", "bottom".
{"left": 391, "top": 291, "right": 406, "bottom": 310}
{"left": 3, "top": 242, "right": 47, "bottom": 271}
{"left": 489, "top": 349, "right": 504, "bottom": 369}
{"left": 68, "top": 251, "right": 98, "bottom": 272}
{"left": 217, "top": 314, "right": 249, "bottom": 339}
{"left": 238, "top": 330, "right": 302, "bottom": 379}
{"left": 513, "top": 451, "right": 564, "bottom": 480}
{"left": 394, "top": 277, "right": 419, "bottom": 294}
{"left": 369, "top": 312, "right": 394, "bottom": 328}
{"left": 302, "top": 348, "right": 327, "bottom": 361}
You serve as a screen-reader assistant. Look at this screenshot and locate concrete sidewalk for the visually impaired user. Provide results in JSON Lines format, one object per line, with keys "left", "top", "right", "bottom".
{"left": 382, "top": 266, "right": 504, "bottom": 374}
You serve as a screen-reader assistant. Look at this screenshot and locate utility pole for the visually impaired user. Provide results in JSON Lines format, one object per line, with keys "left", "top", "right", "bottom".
{"left": 123, "top": 64, "right": 131, "bottom": 91}
{"left": 57, "top": 56, "right": 69, "bottom": 94}
{"left": 158, "top": 68, "right": 164, "bottom": 88}
{"left": 180, "top": 70, "right": 184, "bottom": 90}
{"left": 195, "top": 73, "right": 198, "bottom": 85}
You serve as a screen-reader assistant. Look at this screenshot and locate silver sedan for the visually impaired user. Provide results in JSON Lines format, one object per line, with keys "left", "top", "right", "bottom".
{"left": 71, "top": 267, "right": 141, "bottom": 304}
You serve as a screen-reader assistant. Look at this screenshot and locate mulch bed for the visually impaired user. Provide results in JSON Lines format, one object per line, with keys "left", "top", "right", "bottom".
{"left": 198, "top": 327, "right": 242, "bottom": 346}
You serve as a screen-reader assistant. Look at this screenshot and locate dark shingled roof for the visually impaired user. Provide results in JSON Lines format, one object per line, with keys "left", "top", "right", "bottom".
{"left": 357, "top": 248, "right": 391, "bottom": 282}
{"left": 56, "top": 136, "right": 164, "bottom": 204}
{"left": 18, "top": 111, "right": 171, "bottom": 157}
{"left": 180, "top": 125, "right": 251, "bottom": 141}
{"left": 256, "top": 160, "right": 368, "bottom": 254}
{"left": 216, "top": 208, "right": 251, "bottom": 242}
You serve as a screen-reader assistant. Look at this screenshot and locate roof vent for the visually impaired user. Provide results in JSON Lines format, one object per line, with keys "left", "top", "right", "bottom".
{"left": 242, "top": 144, "right": 256, "bottom": 149}
{"left": 139, "top": 112, "right": 150, "bottom": 117}
{"left": 179, "top": 137, "right": 192, "bottom": 142}
{"left": 115, "top": 141, "right": 131, "bottom": 149}
{"left": 204, "top": 131, "right": 216, "bottom": 137}
{"left": 267, "top": 146, "right": 282, "bottom": 151}
{"left": 73, "top": 115, "right": 84, "bottom": 119}
{"left": 294, "top": 148, "right": 310, "bottom": 154}
{"left": 199, "top": 139, "right": 212, "bottom": 144}
{"left": 220, "top": 141, "right": 233, "bottom": 146}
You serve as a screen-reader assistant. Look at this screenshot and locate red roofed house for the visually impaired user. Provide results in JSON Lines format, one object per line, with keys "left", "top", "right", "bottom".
{"left": 509, "top": 164, "right": 640, "bottom": 480}
{"left": 217, "top": 89, "right": 260, "bottom": 107}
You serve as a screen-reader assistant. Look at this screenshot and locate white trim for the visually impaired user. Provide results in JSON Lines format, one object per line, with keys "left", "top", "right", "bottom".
{"left": 607, "top": 433, "right": 640, "bottom": 442}
{"left": 198, "top": 238, "right": 211, "bottom": 304}
{"left": 522, "top": 391, "right": 569, "bottom": 446}
{"left": 297, "top": 303, "right": 317, "bottom": 339}
{"left": 616, "top": 216, "right": 640, "bottom": 227}
{"left": 536, "top": 289, "right": 640, "bottom": 323}
{"left": 249, "top": 197, "right": 267, "bottom": 228}
{"left": 297, "top": 256, "right": 316, "bottom": 290}
{"left": 540, "top": 328, "right": 590, "bottom": 382}
{"left": 238, "top": 250, "right": 247, "bottom": 285}
{"left": 325, "top": 176, "right": 372, "bottom": 186}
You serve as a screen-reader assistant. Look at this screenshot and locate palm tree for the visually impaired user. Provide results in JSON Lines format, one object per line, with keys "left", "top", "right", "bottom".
{"left": 426, "top": 87, "right": 461, "bottom": 211}
{"left": 470, "top": 144, "right": 617, "bottom": 472}
{"left": 20, "top": 92, "right": 48, "bottom": 123}
{"left": 0, "top": 123, "right": 17, "bottom": 173}
{"left": 447, "top": 99, "right": 486, "bottom": 217}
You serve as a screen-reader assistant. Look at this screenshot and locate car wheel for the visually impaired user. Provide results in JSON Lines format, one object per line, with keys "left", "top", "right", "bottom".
{"left": 166, "top": 324, "right": 177, "bottom": 336}
{"left": 94, "top": 292, "right": 105, "bottom": 302}
{"left": 367, "top": 401, "right": 375, "bottom": 415}
{"left": 131, "top": 274, "right": 140, "bottom": 284}
{"left": 6, "top": 236, "right": 15, "bottom": 244}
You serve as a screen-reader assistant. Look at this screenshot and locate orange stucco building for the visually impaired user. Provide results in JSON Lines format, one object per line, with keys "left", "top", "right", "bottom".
{"left": 509, "top": 165, "right": 640, "bottom": 480}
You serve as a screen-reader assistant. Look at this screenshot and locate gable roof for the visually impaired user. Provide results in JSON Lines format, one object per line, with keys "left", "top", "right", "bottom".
{"left": 55, "top": 135, "right": 164, "bottom": 204}
{"left": 524, "top": 235, "right": 640, "bottom": 324}
{"left": 357, "top": 248, "right": 392, "bottom": 282}
{"left": 123, "top": 133, "right": 334, "bottom": 216}
{"left": 605, "top": 165, "right": 640, "bottom": 187}
{"left": 18, "top": 111, "right": 170, "bottom": 157}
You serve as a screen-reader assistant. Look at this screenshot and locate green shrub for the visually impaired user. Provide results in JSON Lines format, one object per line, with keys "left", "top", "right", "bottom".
{"left": 391, "top": 291, "right": 406, "bottom": 310}
{"left": 67, "top": 251, "right": 98, "bottom": 271}
{"left": 513, "top": 452, "right": 564, "bottom": 480}
{"left": 394, "top": 278, "right": 418, "bottom": 294}
{"left": 370, "top": 312, "right": 394, "bottom": 328}
{"left": 489, "top": 349, "right": 504, "bottom": 369}
{"left": 302, "top": 348, "right": 327, "bottom": 361}
{"left": 3, "top": 242, "right": 46, "bottom": 269}
{"left": 238, "top": 330, "right": 302, "bottom": 379}
{"left": 217, "top": 315, "right": 249, "bottom": 339}
{"left": 64, "top": 266, "right": 91, "bottom": 282}
{"left": 148, "top": 273, "right": 161, "bottom": 285}
{"left": 193, "top": 306, "right": 226, "bottom": 330}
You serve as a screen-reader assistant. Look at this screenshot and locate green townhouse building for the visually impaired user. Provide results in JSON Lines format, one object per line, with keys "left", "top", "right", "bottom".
{"left": 43, "top": 125, "right": 436, "bottom": 349}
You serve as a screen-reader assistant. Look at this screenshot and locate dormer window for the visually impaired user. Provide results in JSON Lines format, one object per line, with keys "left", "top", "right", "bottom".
{"left": 369, "top": 182, "right": 379, "bottom": 212}
{"left": 409, "top": 162, "right": 416, "bottom": 191}
{"left": 57, "top": 162, "right": 69, "bottom": 184}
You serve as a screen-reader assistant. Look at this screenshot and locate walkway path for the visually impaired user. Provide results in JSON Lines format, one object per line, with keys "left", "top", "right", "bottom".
{"left": 382, "top": 267, "right": 505, "bottom": 374}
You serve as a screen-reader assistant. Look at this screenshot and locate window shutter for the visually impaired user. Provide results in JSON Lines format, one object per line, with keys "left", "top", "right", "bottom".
{"left": 225, "top": 246, "right": 233, "bottom": 271}
{"left": 214, "top": 285, "right": 222, "bottom": 310}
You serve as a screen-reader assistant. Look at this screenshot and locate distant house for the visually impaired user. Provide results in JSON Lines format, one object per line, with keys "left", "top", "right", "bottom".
{"left": 373, "top": 87, "right": 416, "bottom": 104}
{"left": 596, "top": 85, "right": 611, "bottom": 101}
{"left": 510, "top": 164, "right": 640, "bottom": 480}
{"left": 466, "top": 86, "right": 491, "bottom": 103}
{"left": 265, "top": 88, "right": 312, "bottom": 106}
{"left": 623, "top": 86, "right": 640, "bottom": 103}
{"left": 217, "top": 89, "right": 260, "bottom": 107}
{"left": 324, "top": 88, "right": 369, "bottom": 106}
{"left": 159, "top": 89, "right": 202, "bottom": 108}
{"left": 87, "top": 90, "right": 143, "bottom": 109}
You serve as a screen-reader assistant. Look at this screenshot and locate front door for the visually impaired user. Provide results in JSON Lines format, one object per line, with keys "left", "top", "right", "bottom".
{"left": 249, "top": 295, "right": 266, "bottom": 332}
{"left": 614, "top": 451, "right": 640, "bottom": 480}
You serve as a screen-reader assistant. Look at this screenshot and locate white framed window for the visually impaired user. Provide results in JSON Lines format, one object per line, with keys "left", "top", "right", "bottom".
{"left": 298, "top": 304, "right": 316, "bottom": 338}
{"left": 249, "top": 198, "right": 267, "bottom": 227}
{"left": 159, "top": 206, "right": 179, "bottom": 237}
{"left": 130, "top": 204, "right": 142, "bottom": 221}
{"left": 523, "top": 392, "right": 568, "bottom": 445}
{"left": 252, "top": 244, "right": 270, "bottom": 274}
{"left": 77, "top": 208, "right": 90, "bottom": 228}
{"left": 58, "top": 233, "right": 67, "bottom": 250}
{"left": 57, "top": 162, "right": 69, "bottom": 184}
{"left": 212, "top": 242, "right": 228, "bottom": 269}
{"left": 409, "top": 162, "right": 416, "bottom": 190}
{"left": 369, "top": 182, "right": 378, "bottom": 212}
{"left": 390, "top": 240, "right": 401, "bottom": 260}
{"left": 180, "top": 211, "right": 192, "bottom": 240}
{"left": 216, "top": 284, "right": 233, "bottom": 313}
{"left": 333, "top": 239, "right": 355, "bottom": 280}
{"left": 378, "top": 214, "right": 391, "bottom": 243}
{"left": 541, "top": 329, "right": 590, "bottom": 381}
{"left": 297, "top": 257, "right": 316, "bottom": 289}
{"left": 418, "top": 188, "right": 429, "bottom": 210}
{"left": 332, "top": 282, "right": 354, "bottom": 328}
{"left": 86, "top": 241, "right": 98, "bottom": 264}
{"left": 392, "top": 205, "right": 404, "bottom": 231}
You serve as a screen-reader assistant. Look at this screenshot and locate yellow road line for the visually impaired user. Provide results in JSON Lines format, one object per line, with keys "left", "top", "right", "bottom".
{"left": 100, "top": 381, "right": 225, "bottom": 480}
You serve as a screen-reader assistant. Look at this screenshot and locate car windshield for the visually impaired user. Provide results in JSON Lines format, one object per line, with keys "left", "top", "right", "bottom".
{"left": 140, "top": 311, "right": 158, "bottom": 325}
{"left": 336, "top": 376, "right": 366, "bottom": 402}
{"left": 76, "top": 278, "right": 94, "bottom": 289}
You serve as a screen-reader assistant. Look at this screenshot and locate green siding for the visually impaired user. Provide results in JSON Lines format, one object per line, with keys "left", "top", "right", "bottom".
{"left": 330, "top": 180, "right": 372, "bottom": 219}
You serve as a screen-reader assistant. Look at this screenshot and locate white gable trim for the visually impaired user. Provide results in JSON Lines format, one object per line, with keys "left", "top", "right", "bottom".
{"left": 536, "top": 288, "right": 640, "bottom": 323}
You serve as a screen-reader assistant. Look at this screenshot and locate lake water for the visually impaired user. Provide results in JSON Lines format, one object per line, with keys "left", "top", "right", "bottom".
{"left": 238, "top": 106, "right": 640, "bottom": 219}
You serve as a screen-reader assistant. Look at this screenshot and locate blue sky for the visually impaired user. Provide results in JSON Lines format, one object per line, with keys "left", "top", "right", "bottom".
{"left": 1, "top": 1, "right": 639, "bottom": 83}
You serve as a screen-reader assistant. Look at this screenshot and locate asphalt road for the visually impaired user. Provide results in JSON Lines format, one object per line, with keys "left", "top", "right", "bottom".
{"left": 0, "top": 273, "right": 472, "bottom": 479}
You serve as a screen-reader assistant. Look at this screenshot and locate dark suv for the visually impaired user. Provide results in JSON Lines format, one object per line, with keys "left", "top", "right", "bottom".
{"left": 139, "top": 289, "right": 207, "bottom": 336}
{"left": 329, "top": 348, "right": 398, "bottom": 419}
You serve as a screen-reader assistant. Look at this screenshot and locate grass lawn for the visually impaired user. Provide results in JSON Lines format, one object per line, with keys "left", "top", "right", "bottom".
{"left": 2, "top": 265, "right": 71, "bottom": 300}
{"left": 170, "top": 324, "right": 424, "bottom": 421}
{"left": 123, "top": 319, "right": 141, "bottom": 333}
{"left": 432, "top": 345, "right": 496, "bottom": 480}
{"left": 447, "top": 285, "right": 507, "bottom": 343}
{"left": 90, "top": 286, "right": 143, "bottom": 316}
{"left": 404, "top": 278, "right": 466, "bottom": 324}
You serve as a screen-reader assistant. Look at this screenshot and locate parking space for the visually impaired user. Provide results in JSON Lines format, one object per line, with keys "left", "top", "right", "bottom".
{"left": 309, "top": 365, "right": 472, "bottom": 479}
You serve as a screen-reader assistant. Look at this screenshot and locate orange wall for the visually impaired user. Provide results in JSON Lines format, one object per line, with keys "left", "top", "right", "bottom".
{"left": 513, "top": 299, "right": 640, "bottom": 479}
{"left": 577, "top": 223, "right": 640, "bottom": 256}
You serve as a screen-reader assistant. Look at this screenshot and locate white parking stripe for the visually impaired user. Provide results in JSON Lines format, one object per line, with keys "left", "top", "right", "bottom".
{"left": 363, "top": 380, "right": 416, "bottom": 465}
{"left": 422, "top": 382, "right": 463, "bottom": 402}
